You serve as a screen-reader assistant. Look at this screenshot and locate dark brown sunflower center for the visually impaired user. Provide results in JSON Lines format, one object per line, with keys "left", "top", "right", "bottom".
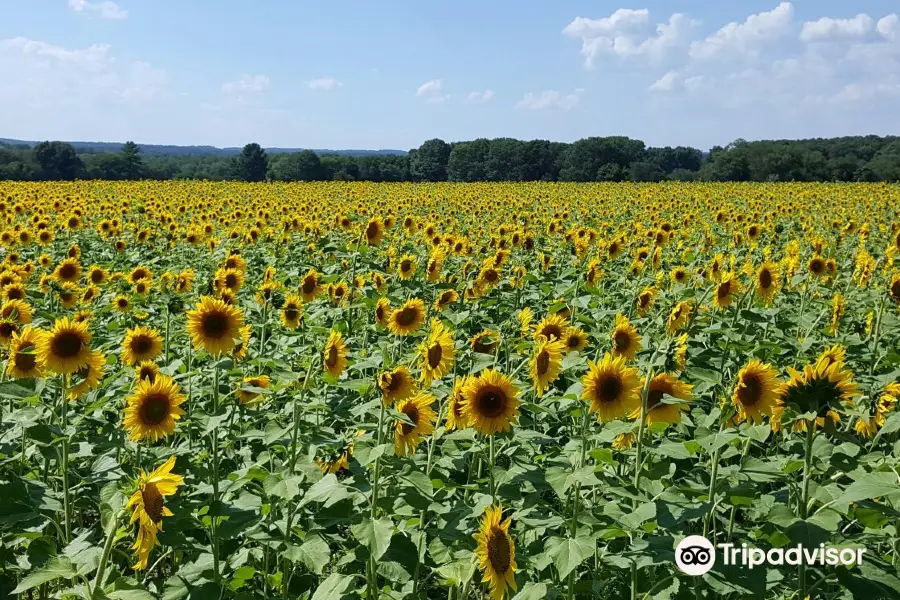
{"left": 483, "top": 269, "right": 498, "bottom": 282}
{"left": 427, "top": 343, "right": 443, "bottom": 369}
{"left": 141, "top": 482, "right": 164, "bottom": 523}
{"left": 639, "top": 295, "right": 650, "bottom": 308}
{"left": 15, "top": 342, "right": 36, "bottom": 372}
{"left": 302, "top": 278, "right": 317, "bottom": 294}
{"left": 400, "top": 260, "right": 412, "bottom": 272}
{"left": 131, "top": 335, "right": 154, "bottom": 356}
{"left": 139, "top": 367, "right": 156, "bottom": 382}
{"left": 540, "top": 325, "right": 562, "bottom": 340}
{"left": 6, "top": 288, "right": 23, "bottom": 300}
{"left": 596, "top": 374, "right": 623, "bottom": 403}
{"left": 326, "top": 345, "right": 339, "bottom": 368}
{"left": 891, "top": 280, "right": 900, "bottom": 300}
{"left": 475, "top": 386, "right": 507, "bottom": 418}
{"left": 717, "top": 281, "right": 731, "bottom": 299}
{"left": 401, "top": 405, "right": 419, "bottom": 435}
{"left": 139, "top": 393, "right": 171, "bottom": 426}
{"left": 810, "top": 260, "right": 824, "bottom": 274}
{"left": 52, "top": 331, "right": 84, "bottom": 359}
{"left": 395, "top": 307, "right": 417, "bottom": 327}
{"left": 439, "top": 291, "right": 453, "bottom": 304}
{"left": 759, "top": 268, "right": 773, "bottom": 289}
{"left": 536, "top": 350, "right": 550, "bottom": 376}
{"left": 737, "top": 374, "right": 763, "bottom": 406}
{"left": 386, "top": 373, "right": 404, "bottom": 392}
{"left": 59, "top": 264, "right": 77, "bottom": 280}
{"left": 486, "top": 529, "right": 512, "bottom": 574}
{"left": 200, "top": 312, "right": 229, "bottom": 339}
{"left": 285, "top": 308, "right": 300, "bottom": 320}
{"left": 676, "top": 271, "right": 685, "bottom": 281}
{"left": 452, "top": 395, "right": 464, "bottom": 418}
{"left": 647, "top": 384, "right": 672, "bottom": 410}
{"left": 614, "top": 331, "right": 632, "bottom": 351}
{"left": 225, "top": 274, "right": 239, "bottom": 288}
{"left": 366, "top": 222, "right": 379, "bottom": 239}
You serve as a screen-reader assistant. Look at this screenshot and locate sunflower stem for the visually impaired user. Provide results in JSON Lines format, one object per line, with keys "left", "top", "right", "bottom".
{"left": 164, "top": 305, "right": 170, "bottom": 363}
{"left": 488, "top": 434, "right": 496, "bottom": 504}
{"left": 798, "top": 423, "right": 816, "bottom": 598}
{"left": 92, "top": 509, "right": 124, "bottom": 596}
{"left": 258, "top": 301, "right": 268, "bottom": 372}
{"left": 368, "top": 398, "right": 388, "bottom": 600}
{"left": 60, "top": 376, "right": 71, "bottom": 544}
{"left": 210, "top": 364, "right": 221, "bottom": 583}
{"left": 869, "top": 296, "right": 886, "bottom": 376}
{"left": 631, "top": 357, "right": 657, "bottom": 600}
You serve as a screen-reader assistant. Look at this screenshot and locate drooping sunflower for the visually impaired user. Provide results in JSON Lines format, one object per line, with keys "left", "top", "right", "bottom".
{"left": 394, "top": 392, "right": 437, "bottom": 456}
{"left": 783, "top": 356, "right": 859, "bottom": 422}
{"left": 634, "top": 373, "right": 693, "bottom": 425}
{"left": 665, "top": 301, "right": 692, "bottom": 336}
{"left": 236, "top": 375, "right": 271, "bottom": 406}
{"left": 755, "top": 261, "right": 780, "bottom": 304}
{"left": 889, "top": 272, "right": 900, "bottom": 304}
{"left": 68, "top": 350, "right": 106, "bottom": 399}
{"left": 127, "top": 456, "right": 184, "bottom": 570}
{"left": 280, "top": 294, "right": 303, "bottom": 330}
{"left": 323, "top": 330, "right": 349, "bottom": 378}
{"left": 446, "top": 376, "right": 471, "bottom": 431}
{"left": 713, "top": 272, "right": 744, "bottom": 310}
{"left": 533, "top": 313, "right": 568, "bottom": 342}
{"left": 611, "top": 313, "right": 642, "bottom": 361}
{"left": 121, "top": 326, "right": 164, "bottom": 366}
{"left": 531, "top": 335, "right": 565, "bottom": 396}
{"left": 419, "top": 319, "right": 455, "bottom": 385}
{"left": 364, "top": 218, "right": 384, "bottom": 247}
{"left": 7, "top": 327, "right": 45, "bottom": 379}
{"left": 612, "top": 432, "right": 635, "bottom": 450}
{"left": 38, "top": 317, "right": 92, "bottom": 375}
{"left": 732, "top": 360, "right": 784, "bottom": 424}
{"left": 123, "top": 375, "right": 187, "bottom": 442}
{"left": 462, "top": 369, "right": 520, "bottom": 435}
{"left": 379, "top": 366, "right": 416, "bottom": 406}
{"left": 388, "top": 298, "right": 426, "bottom": 336}
{"left": 374, "top": 298, "right": 391, "bottom": 328}
{"left": 129, "top": 266, "right": 153, "bottom": 285}
{"left": 185, "top": 296, "right": 246, "bottom": 355}
{"left": 581, "top": 352, "right": 641, "bottom": 422}
{"left": 434, "top": 288, "right": 459, "bottom": 312}
{"left": 232, "top": 324, "right": 252, "bottom": 362}
{"left": 473, "top": 505, "right": 517, "bottom": 600}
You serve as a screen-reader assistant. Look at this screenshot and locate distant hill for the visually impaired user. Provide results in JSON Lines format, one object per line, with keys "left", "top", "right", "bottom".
{"left": 0, "top": 138, "right": 408, "bottom": 157}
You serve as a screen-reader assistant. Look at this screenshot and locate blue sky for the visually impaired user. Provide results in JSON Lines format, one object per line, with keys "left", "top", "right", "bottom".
{"left": 1, "top": 1, "right": 899, "bottom": 150}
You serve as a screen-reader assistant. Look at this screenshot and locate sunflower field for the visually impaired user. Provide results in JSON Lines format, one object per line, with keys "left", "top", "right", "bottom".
{"left": 1, "top": 180, "right": 900, "bottom": 600}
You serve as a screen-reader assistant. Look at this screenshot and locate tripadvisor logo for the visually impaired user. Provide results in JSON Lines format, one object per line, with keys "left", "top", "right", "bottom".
{"left": 675, "top": 536, "right": 866, "bottom": 576}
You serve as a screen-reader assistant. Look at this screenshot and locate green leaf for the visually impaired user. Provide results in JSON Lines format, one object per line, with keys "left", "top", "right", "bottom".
{"left": 547, "top": 536, "right": 594, "bottom": 579}
{"left": 108, "top": 590, "right": 157, "bottom": 600}
{"left": 435, "top": 560, "right": 476, "bottom": 586}
{"left": 401, "top": 470, "right": 434, "bottom": 500}
{"left": 12, "top": 557, "right": 77, "bottom": 593}
{"left": 618, "top": 502, "right": 656, "bottom": 530}
{"left": 301, "top": 474, "right": 350, "bottom": 508}
{"left": 512, "top": 582, "right": 554, "bottom": 600}
{"left": 310, "top": 573, "right": 356, "bottom": 600}
{"left": 286, "top": 534, "right": 330, "bottom": 575}
{"left": 837, "top": 473, "right": 900, "bottom": 505}
{"left": 351, "top": 518, "right": 393, "bottom": 562}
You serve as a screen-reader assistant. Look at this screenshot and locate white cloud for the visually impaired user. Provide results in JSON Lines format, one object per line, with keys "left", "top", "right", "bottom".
{"left": 306, "top": 76, "right": 343, "bottom": 91}
{"left": 467, "top": 90, "right": 494, "bottom": 103}
{"left": 67, "top": 0, "right": 128, "bottom": 20}
{"left": 878, "top": 14, "right": 900, "bottom": 41}
{"left": 221, "top": 74, "right": 270, "bottom": 95}
{"left": 563, "top": 9, "right": 697, "bottom": 69}
{"left": 649, "top": 71, "right": 679, "bottom": 92}
{"left": 516, "top": 89, "right": 582, "bottom": 111}
{"left": 690, "top": 2, "right": 794, "bottom": 60}
{"left": 415, "top": 78, "right": 443, "bottom": 98}
{"left": 800, "top": 14, "right": 874, "bottom": 42}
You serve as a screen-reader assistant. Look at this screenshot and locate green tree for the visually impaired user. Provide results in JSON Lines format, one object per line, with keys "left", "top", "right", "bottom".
{"left": 268, "top": 151, "right": 326, "bottom": 181}
{"left": 121, "top": 141, "right": 145, "bottom": 179}
{"left": 234, "top": 143, "right": 269, "bottom": 182}
{"left": 33, "top": 141, "right": 83, "bottom": 180}
{"left": 410, "top": 138, "right": 451, "bottom": 181}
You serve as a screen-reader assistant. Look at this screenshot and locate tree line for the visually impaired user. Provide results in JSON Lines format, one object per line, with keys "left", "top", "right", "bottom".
{"left": 2, "top": 135, "right": 900, "bottom": 182}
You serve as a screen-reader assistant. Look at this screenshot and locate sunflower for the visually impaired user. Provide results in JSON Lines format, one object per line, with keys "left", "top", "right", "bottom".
{"left": 808, "top": 255, "right": 827, "bottom": 277}
{"left": 374, "top": 298, "right": 391, "bottom": 328}
{"left": 462, "top": 369, "right": 520, "bottom": 435}
{"left": 446, "top": 376, "right": 471, "bottom": 430}
{"left": 113, "top": 295, "right": 131, "bottom": 313}
{"left": 87, "top": 265, "right": 109, "bottom": 286}
{"left": 215, "top": 267, "right": 244, "bottom": 294}
{"left": 581, "top": 353, "right": 641, "bottom": 422}
{"left": 1, "top": 299, "right": 32, "bottom": 325}
{"left": 419, "top": 319, "right": 455, "bottom": 385}
{"left": 123, "top": 375, "right": 187, "bottom": 442}
{"left": 470, "top": 330, "right": 500, "bottom": 354}
{"left": 280, "top": 294, "right": 303, "bottom": 330}
{"left": 394, "top": 392, "right": 437, "bottom": 456}
{"left": 68, "top": 350, "right": 105, "bottom": 399}
{"left": 518, "top": 307, "right": 533, "bottom": 338}
{"left": 755, "top": 261, "right": 780, "bottom": 304}
{"left": 388, "top": 298, "right": 426, "bottom": 335}
{"left": 829, "top": 293, "right": 845, "bottom": 335}
{"left": 58, "top": 283, "right": 80, "bottom": 308}
{"left": 121, "top": 326, "right": 164, "bottom": 366}
{"left": 299, "top": 269, "right": 322, "bottom": 302}
{"left": 236, "top": 375, "right": 271, "bottom": 406}
{"left": 129, "top": 266, "right": 153, "bottom": 284}
{"left": 397, "top": 255, "right": 417, "bottom": 280}
{"left": 783, "top": 356, "right": 859, "bottom": 421}
{"left": 136, "top": 360, "right": 160, "bottom": 384}
{"left": 533, "top": 313, "right": 568, "bottom": 342}
{"left": 7, "top": 327, "right": 45, "bottom": 379}
{"left": 612, "top": 432, "right": 635, "bottom": 450}
{"left": 127, "top": 456, "right": 184, "bottom": 569}
{"left": 636, "top": 287, "right": 657, "bottom": 316}
{"left": 473, "top": 505, "right": 517, "bottom": 600}
{"left": 323, "top": 330, "right": 348, "bottom": 378}
{"left": 175, "top": 270, "right": 195, "bottom": 293}
{"left": 634, "top": 373, "right": 693, "bottom": 425}
{"left": 2, "top": 282, "right": 25, "bottom": 302}
{"left": 562, "top": 328, "right": 588, "bottom": 353}
{"left": 379, "top": 366, "right": 416, "bottom": 406}
{"left": 531, "top": 335, "right": 565, "bottom": 396}
{"left": 611, "top": 313, "right": 642, "bottom": 361}
{"left": 186, "top": 296, "right": 246, "bottom": 355}
{"left": 664, "top": 301, "right": 692, "bottom": 336}
{"left": 53, "top": 258, "right": 81, "bottom": 283}
{"left": 732, "top": 360, "right": 784, "bottom": 424}
{"left": 38, "top": 317, "right": 92, "bottom": 375}
{"left": 713, "top": 272, "right": 744, "bottom": 310}
{"left": 889, "top": 272, "right": 900, "bottom": 304}
{"left": 434, "top": 289, "right": 459, "bottom": 312}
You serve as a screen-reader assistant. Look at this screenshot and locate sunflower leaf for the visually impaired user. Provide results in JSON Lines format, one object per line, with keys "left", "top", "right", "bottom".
{"left": 350, "top": 517, "right": 393, "bottom": 562}
{"left": 12, "top": 556, "right": 77, "bottom": 593}
{"left": 546, "top": 535, "right": 594, "bottom": 579}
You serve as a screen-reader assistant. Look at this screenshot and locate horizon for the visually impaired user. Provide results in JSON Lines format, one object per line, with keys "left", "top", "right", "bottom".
{"left": 1, "top": 1, "right": 899, "bottom": 149}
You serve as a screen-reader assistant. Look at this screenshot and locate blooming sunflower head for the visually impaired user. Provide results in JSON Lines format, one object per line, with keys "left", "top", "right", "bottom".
{"left": 611, "top": 313, "right": 641, "bottom": 361}
{"left": 473, "top": 505, "right": 517, "bottom": 600}
{"left": 394, "top": 392, "right": 437, "bottom": 456}
{"left": 38, "top": 317, "right": 93, "bottom": 375}
{"left": 121, "top": 326, "right": 163, "bottom": 366}
{"left": 388, "top": 298, "right": 426, "bottom": 336}
{"left": 123, "top": 375, "right": 187, "bottom": 442}
{"left": 462, "top": 369, "right": 520, "bottom": 436}
{"left": 581, "top": 353, "right": 641, "bottom": 422}
{"left": 186, "top": 296, "right": 246, "bottom": 355}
